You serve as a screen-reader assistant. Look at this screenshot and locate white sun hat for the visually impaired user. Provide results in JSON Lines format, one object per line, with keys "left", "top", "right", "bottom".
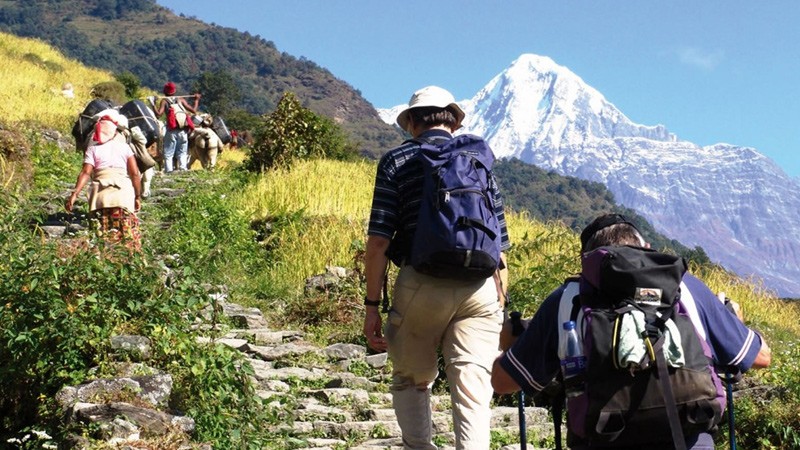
{"left": 395, "top": 85, "right": 465, "bottom": 132}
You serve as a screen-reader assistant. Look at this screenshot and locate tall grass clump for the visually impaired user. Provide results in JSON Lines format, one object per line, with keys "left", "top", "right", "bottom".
{"left": 504, "top": 211, "right": 581, "bottom": 315}
{"left": 692, "top": 262, "right": 800, "bottom": 448}
{"left": 0, "top": 32, "right": 112, "bottom": 130}
{"left": 235, "top": 159, "right": 374, "bottom": 297}
{"left": 241, "top": 158, "right": 374, "bottom": 220}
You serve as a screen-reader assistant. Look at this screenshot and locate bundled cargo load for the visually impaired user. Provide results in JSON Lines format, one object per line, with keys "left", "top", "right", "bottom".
{"left": 212, "top": 116, "right": 232, "bottom": 144}
{"left": 119, "top": 99, "right": 161, "bottom": 147}
{"left": 71, "top": 99, "right": 117, "bottom": 151}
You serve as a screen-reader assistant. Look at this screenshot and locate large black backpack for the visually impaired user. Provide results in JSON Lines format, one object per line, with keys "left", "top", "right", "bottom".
{"left": 119, "top": 99, "right": 160, "bottom": 147}
{"left": 408, "top": 134, "right": 502, "bottom": 281}
{"left": 558, "top": 245, "right": 725, "bottom": 449}
{"left": 71, "top": 99, "right": 117, "bottom": 151}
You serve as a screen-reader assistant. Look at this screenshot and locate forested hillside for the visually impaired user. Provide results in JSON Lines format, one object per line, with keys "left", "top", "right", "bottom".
{"left": 0, "top": 0, "right": 403, "bottom": 154}
{"left": 494, "top": 158, "right": 710, "bottom": 262}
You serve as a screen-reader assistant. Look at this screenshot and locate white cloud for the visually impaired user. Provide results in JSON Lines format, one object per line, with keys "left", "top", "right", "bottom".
{"left": 677, "top": 47, "right": 725, "bottom": 70}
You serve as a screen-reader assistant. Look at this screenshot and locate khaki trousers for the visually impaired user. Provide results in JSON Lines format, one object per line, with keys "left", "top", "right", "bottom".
{"left": 386, "top": 266, "right": 503, "bottom": 450}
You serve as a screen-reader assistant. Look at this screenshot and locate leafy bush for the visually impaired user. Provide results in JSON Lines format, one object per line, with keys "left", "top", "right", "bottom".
{"left": 247, "top": 92, "right": 357, "bottom": 171}
{"left": 0, "top": 122, "right": 33, "bottom": 193}
{"left": 0, "top": 179, "right": 285, "bottom": 446}
{"left": 91, "top": 80, "right": 127, "bottom": 105}
{"left": 733, "top": 394, "right": 800, "bottom": 449}
{"left": 0, "top": 221, "right": 177, "bottom": 435}
{"left": 168, "top": 341, "right": 279, "bottom": 449}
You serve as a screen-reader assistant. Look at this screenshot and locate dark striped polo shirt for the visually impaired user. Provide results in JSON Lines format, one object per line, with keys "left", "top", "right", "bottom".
{"left": 367, "top": 129, "right": 511, "bottom": 265}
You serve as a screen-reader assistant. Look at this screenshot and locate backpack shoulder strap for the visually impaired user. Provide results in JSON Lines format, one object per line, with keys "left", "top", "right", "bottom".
{"left": 551, "top": 279, "right": 580, "bottom": 450}
{"left": 166, "top": 96, "right": 185, "bottom": 110}
{"left": 406, "top": 135, "right": 451, "bottom": 148}
{"left": 557, "top": 279, "right": 581, "bottom": 329}
{"left": 652, "top": 335, "right": 689, "bottom": 450}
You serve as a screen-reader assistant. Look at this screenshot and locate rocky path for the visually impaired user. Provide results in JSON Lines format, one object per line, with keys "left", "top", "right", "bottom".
{"left": 208, "top": 297, "right": 555, "bottom": 450}
{"left": 42, "top": 168, "right": 558, "bottom": 449}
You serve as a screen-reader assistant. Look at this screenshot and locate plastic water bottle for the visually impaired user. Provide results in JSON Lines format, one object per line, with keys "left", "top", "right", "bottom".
{"left": 560, "top": 320, "right": 586, "bottom": 398}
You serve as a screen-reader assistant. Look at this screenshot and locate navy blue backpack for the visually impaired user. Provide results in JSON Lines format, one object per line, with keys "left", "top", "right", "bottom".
{"left": 409, "top": 134, "right": 502, "bottom": 281}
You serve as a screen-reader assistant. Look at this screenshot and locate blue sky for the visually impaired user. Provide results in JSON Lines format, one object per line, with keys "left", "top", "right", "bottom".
{"left": 157, "top": 1, "right": 800, "bottom": 178}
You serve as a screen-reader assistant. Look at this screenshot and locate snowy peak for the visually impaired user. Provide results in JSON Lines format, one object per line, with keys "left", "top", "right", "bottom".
{"left": 377, "top": 103, "right": 406, "bottom": 127}
{"left": 462, "top": 53, "right": 675, "bottom": 159}
{"left": 379, "top": 53, "right": 676, "bottom": 156}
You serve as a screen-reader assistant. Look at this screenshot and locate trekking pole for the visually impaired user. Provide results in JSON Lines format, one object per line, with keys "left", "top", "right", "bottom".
{"left": 509, "top": 310, "right": 527, "bottom": 450}
{"left": 716, "top": 292, "right": 739, "bottom": 450}
{"left": 518, "top": 390, "right": 527, "bottom": 450}
{"left": 724, "top": 370, "right": 737, "bottom": 450}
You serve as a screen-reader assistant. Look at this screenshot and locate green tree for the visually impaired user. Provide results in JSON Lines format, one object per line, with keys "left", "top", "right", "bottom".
{"left": 192, "top": 70, "right": 241, "bottom": 117}
{"left": 114, "top": 71, "right": 141, "bottom": 100}
{"left": 248, "top": 92, "right": 357, "bottom": 171}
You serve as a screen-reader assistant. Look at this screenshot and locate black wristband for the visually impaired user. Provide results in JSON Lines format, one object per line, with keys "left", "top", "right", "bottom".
{"left": 363, "top": 297, "right": 380, "bottom": 307}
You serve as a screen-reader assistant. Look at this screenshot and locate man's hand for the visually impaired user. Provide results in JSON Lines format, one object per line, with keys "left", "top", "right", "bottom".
{"left": 718, "top": 292, "right": 744, "bottom": 322}
{"left": 364, "top": 307, "right": 387, "bottom": 352}
{"left": 499, "top": 311, "right": 528, "bottom": 351}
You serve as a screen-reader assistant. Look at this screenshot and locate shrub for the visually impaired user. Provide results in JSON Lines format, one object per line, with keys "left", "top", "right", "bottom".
{"left": 0, "top": 122, "right": 33, "bottom": 193}
{"left": 91, "top": 80, "right": 127, "bottom": 105}
{"left": 0, "top": 228, "right": 175, "bottom": 434}
{"left": 0, "top": 179, "right": 282, "bottom": 446}
{"left": 247, "top": 92, "right": 357, "bottom": 171}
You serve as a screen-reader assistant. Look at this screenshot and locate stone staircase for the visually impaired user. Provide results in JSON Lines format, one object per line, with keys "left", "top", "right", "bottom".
{"left": 202, "top": 297, "right": 557, "bottom": 450}
{"left": 41, "top": 168, "right": 559, "bottom": 449}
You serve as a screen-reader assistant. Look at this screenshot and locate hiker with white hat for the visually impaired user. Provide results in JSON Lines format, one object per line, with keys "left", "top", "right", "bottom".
{"left": 364, "top": 85, "right": 511, "bottom": 449}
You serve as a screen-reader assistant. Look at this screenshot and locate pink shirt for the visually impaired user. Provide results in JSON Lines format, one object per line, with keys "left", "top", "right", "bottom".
{"left": 84, "top": 137, "right": 133, "bottom": 170}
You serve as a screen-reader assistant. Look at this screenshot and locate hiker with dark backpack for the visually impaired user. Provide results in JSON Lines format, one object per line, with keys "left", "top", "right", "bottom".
{"left": 363, "top": 85, "right": 511, "bottom": 449}
{"left": 65, "top": 109, "right": 143, "bottom": 251}
{"left": 492, "top": 214, "right": 771, "bottom": 450}
{"left": 154, "top": 81, "right": 200, "bottom": 172}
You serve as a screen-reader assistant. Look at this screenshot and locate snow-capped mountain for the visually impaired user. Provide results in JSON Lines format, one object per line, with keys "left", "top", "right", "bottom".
{"left": 380, "top": 54, "right": 800, "bottom": 298}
